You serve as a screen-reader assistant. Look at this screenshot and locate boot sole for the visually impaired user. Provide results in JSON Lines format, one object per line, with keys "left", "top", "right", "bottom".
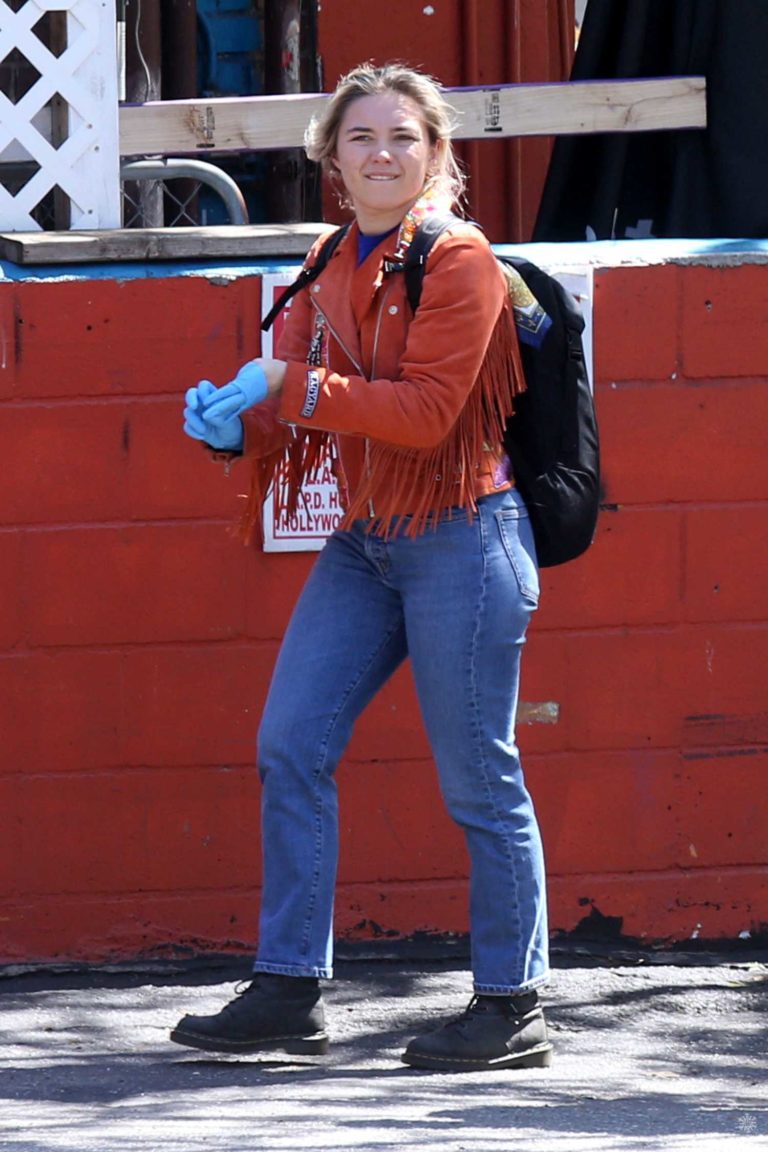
{"left": 401, "top": 1042, "right": 553, "bottom": 1073}
{"left": 169, "top": 1027, "right": 330, "bottom": 1056}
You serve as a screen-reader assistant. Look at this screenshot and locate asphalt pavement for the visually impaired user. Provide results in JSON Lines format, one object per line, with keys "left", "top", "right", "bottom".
{"left": 1, "top": 947, "right": 766, "bottom": 1152}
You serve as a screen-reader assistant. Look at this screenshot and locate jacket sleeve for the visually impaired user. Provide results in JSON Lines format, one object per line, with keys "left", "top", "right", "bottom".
{"left": 239, "top": 395, "right": 290, "bottom": 459}
{"left": 277, "top": 229, "right": 507, "bottom": 449}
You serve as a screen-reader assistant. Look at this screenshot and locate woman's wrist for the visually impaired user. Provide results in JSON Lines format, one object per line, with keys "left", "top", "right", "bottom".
{"left": 259, "top": 358, "right": 288, "bottom": 399}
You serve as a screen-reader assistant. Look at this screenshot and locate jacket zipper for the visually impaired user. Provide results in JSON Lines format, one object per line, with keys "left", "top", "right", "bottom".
{"left": 313, "top": 294, "right": 391, "bottom": 520}
{"left": 312, "top": 300, "right": 365, "bottom": 377}
{"left": 309, "top": 300, "right": 363, "bottom": 518}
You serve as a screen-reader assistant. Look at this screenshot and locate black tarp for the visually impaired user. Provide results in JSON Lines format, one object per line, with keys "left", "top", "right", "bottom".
{"left": 534, "top": 0, "right": 768, "bottom": 241}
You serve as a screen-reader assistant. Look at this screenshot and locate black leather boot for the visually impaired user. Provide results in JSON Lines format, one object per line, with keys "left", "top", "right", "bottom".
{"left": 170, "top": 974, "right": 328, "bottom": 1056}
{"left": 402, "top": 991, "right": 553, "bottom": 1072}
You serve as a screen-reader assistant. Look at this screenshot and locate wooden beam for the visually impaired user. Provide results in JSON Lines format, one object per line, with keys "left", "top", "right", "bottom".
{"left": 451, "top": 76, "right": 707, "bottom": 139}
{"left": 0, "top": 223, "right": 328, "bottom": 265}
{"left": 119, "top": 76, "right": 707, "bottom": 157}
{"left": 119, "top": 93, "right": 327, "bottom": 156}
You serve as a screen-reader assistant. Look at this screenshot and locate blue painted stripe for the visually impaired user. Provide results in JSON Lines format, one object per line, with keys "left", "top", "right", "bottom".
{"left": 0, "top": 258, "right": 303, "bottom": 283}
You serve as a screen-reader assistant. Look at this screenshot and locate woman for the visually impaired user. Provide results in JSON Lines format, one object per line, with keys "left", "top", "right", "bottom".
{"left": 173, "top": 62, "right": 551, "bottom": 1073}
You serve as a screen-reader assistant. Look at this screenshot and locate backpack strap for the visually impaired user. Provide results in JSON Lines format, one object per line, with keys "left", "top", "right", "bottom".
{"left": 382, "top": 212, "right": 464, "bottom": 312}
{"left": 398, "top": 212, "right": 462, "bottom": 313}
{"left": 260, "top": 223, "right": 352, "bottom": 332}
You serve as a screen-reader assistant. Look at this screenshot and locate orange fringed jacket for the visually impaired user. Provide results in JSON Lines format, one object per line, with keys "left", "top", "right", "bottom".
{"left": 237, "top": 217, "right": 526, "bottom": 539}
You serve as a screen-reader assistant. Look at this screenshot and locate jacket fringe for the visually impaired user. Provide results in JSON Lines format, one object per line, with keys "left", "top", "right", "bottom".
{"left": 238, "top": 294, "right": 525, "bottom": 543}
{"left": 343, "top": 295, "right": 526, "bottom": 537}
{"left": 236, "top": 429, "right": 331, "bottom": 544}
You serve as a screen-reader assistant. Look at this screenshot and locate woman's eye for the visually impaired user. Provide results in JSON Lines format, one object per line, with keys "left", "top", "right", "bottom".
{"left": 347, "top": 131, "right": 418, "bottom": 145}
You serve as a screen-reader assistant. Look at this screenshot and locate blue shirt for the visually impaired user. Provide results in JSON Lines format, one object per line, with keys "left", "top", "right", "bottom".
{"left": 357, "top": 225, "right": 399, "bottom": 266}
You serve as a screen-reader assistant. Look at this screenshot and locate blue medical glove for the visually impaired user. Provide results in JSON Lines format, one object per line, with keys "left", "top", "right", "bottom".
{"left": 183, "top": 380, "right": 244, "bottom": 451}
{"left": 200, "top": 361, "right": 268, "bottom": 424}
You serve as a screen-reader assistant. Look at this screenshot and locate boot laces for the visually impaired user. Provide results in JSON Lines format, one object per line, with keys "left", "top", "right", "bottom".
{"left": 215, "top": 980, "right": 259, "bottom": 1018}
{"left": 449, "top": 995, "right": 496, "bottom": 1036}
{"left": 456, "top": 994, "right": 532, "bottom": 1029}
{"left": 465, "top": 995, "right": 491, "bottom": 1014}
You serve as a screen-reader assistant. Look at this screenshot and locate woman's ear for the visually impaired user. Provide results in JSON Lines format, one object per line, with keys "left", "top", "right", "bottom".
{"left": 430, "top": 138, "right": 445, "bottom": 172}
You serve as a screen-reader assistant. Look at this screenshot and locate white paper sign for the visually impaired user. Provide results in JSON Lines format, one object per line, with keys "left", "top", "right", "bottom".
{"left": 261, "top": 274, "right": 339, "bottom": 552}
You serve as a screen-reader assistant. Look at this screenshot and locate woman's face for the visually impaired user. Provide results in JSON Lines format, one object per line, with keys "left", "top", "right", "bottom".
{"left": 333, "top": 90, "right": 437, "bottom": 233}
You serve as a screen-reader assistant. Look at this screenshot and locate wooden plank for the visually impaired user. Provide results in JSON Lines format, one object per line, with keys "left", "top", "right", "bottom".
{"left": 451, "top": 77, "right": 707, "bottom": 139}
{"left": 0, "top": 223, "right": 328, "bottom": 265}
{"left": 119, "top": 93, "right": 328, "bottom": 157}
{"left": 119, "top": 76, "right": 706, "bottom": 157}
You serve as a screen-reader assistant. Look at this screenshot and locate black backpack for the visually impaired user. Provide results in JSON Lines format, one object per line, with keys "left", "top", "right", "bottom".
{"left": 262, "top": 216, "right": 600, "bottom": 567}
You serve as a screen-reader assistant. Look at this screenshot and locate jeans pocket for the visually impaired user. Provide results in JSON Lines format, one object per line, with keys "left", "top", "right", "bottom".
{"left": 496, "top": 507, "right": 540, "bottom": 606}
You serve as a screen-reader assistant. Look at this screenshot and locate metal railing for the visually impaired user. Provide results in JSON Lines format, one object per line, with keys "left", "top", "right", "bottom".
{"left": 120, "top": 158, "right": 249, "bottom": 227}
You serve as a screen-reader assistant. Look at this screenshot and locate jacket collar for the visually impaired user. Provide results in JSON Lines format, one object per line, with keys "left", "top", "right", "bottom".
{"left": 310, "top": 220, "right": 400, "bottom": 372}
{"left": 310, "top": 188, "right": 455, "bottom": 371}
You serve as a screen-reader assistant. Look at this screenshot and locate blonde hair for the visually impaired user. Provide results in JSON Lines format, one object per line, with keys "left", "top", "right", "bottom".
{"left": 305, "top": 62, "right": 465, "bottom": 207}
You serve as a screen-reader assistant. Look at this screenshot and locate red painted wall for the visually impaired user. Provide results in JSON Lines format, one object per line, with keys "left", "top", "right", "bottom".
{"left": 1, "top": 252, "right": 767, "bottom": 965}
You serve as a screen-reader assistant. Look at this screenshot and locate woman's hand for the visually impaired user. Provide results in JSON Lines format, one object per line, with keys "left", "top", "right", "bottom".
{"left": 200, "top": 360, "right": 271, "bottom": 423}
{"left": 183, "top": 380, "right": 244, "bottom": 450}
{"left": 183, "top": 358, "right": 287, "bottom": 450}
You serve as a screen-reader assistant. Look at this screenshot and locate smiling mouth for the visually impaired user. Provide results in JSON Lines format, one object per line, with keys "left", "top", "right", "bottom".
{"left": 365, "top": 174, "right": 398, "bottom": 181}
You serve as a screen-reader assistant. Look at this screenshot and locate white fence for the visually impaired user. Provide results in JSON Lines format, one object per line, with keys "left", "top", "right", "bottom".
{"left": 0, "top": 0, "right": 120, "bottom": 230}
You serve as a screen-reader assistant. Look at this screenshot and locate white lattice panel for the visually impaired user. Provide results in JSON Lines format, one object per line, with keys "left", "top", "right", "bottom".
{"left": 0, "top": 0, "right": 119, "bottom": 230}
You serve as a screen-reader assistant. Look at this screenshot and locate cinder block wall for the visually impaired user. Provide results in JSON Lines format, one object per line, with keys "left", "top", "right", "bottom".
{"left": 0, "top": 255, "right": 766, "bottom": 965}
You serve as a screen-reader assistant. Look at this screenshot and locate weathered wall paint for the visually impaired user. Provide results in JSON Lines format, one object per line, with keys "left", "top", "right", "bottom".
{"left": 1, "top": 249, "right": 767, "bottom": 965}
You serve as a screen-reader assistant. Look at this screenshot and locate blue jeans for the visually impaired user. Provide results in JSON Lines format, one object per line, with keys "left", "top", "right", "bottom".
{"left": 254, "top": 488, "right": 549, "bottom": 994}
